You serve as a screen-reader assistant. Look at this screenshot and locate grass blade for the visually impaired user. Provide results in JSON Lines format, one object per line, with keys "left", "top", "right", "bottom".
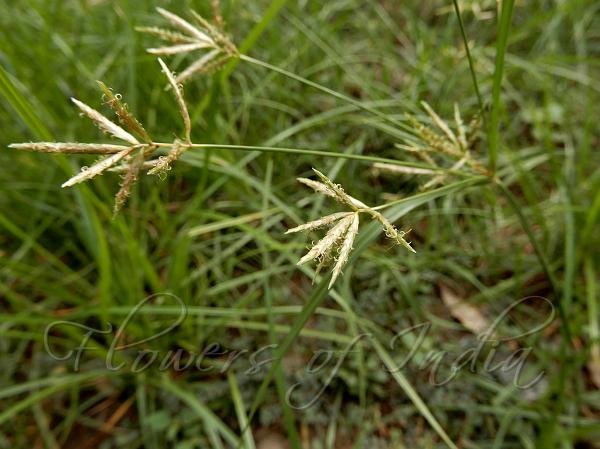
{"left": 221, "top": 0, "right": 290, "bottom": 79}
{"left": 488, "top": 0, "right": 515, "bottom": 173}
{"left": 0, "top": 65, "right": 53, "bottom": 140}
{"left": 371, "top": 338, "right": 458, "bottom": 449}
{"left": 159, "top": 375, "right": 240, "bottom": 447}
{"left": 227, "top": 372, "right": 256, "bottom": 449}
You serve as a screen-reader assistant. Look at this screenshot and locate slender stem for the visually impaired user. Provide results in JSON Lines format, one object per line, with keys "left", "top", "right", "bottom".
{"left": 151, "top": 142, "right": 473, "bottom": 176}
{"left": 451, "top": 0, "right": 485, "bottom": 118}
{"left": 239, "top": 54, "right": 412, "bottom": 134}
{"left": 488, "top": 0, "right": 515, "bottom": 174}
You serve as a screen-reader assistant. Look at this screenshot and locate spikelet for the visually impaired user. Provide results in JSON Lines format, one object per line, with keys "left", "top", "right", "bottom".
{"left": 8, "top": 143, "right": 127, "bottom": 154}
{"left": 395, "top": 142, "right": 438, "bottom": 164}
{"left": 377, "top": 103, "right": 486, "bottom": 190}
{"left": 61, "top": 146, "right": 136, "bottom": 188}
{"left": 157, "top": 58, "right": 191, "bottom": 143}
{"left": 312, "top": 169, "right": 353, "bottom": 205}
{"left": 311, "top": 169, "right": 368, "bottom": 209}
{"left": 148, "top": 140, "right": 187, "bottom": 179}
{"left": 330, "top": 213, "right": 359, "bottom": 287}
{"left": 135, "top": 26, "right": 197, "bottom": 44}
{"left": 408, "top": 114, "right": 461, "bottom": 158}
{"left": 71, "top": 98, "right": 139, "bottom": 145}
{"left": 155, "top": 7, "right": 214, "bottom": 44}
{"left": 372, "top": 163, "right": 437, "bottom": 176}
{"left": 188, "top": 9, "right": 237, "bottom": 55}
{"left": 109, "top": 159, "right": 159, "bottom": 173}
{"left": 211, "top": 0, "right": 224, "bottom": 30}
{"left": 377, "top": 214, "right": 415, "bottom": 253}
{"left": 454, "top": 103, "right": 467, "bottom": 150}
{"left": 175, "top": 49, "right": 220, "bottom": 84}
{"left": 113, "top": 149, "right": 145, "bottom": 216}
{"left": 297, "top": 177, "right": 337, "bottom": 199}
{"left": 314, "top": 245, "right": 336, "bottom": 281}
{"left": 148, "top": 42, "right": 212, "bottom": 55}
{"left": 286, "top": 212, "right": 352, "bottom": 234}
{"left": 97, "top": 81, "right": 152, "bottom": 143}
{"left": 466, "top": 113, "right": 482, "bottom": 148}
{"left": 421, "top": 101, "right": 459, "bottom": 147}
{"left": 298, "top": 214, "right": 354, "bottom": 266}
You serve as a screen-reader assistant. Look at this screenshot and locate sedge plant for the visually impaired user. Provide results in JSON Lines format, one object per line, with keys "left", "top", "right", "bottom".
{"left": 7, "top": 5, "right": 578, "bottom": 448}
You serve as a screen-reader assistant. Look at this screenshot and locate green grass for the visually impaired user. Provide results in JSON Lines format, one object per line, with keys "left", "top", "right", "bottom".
{"left": 1, "top": 1, "right": 599, "bottom": 448}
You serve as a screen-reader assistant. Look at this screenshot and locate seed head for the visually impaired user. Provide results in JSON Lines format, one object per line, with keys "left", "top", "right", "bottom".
{"left": 288, "top": 168, "right": 415, "bottom": 288}
{"left": 8, "top": 79, "right": 171, "bottom": 213}
{"left": 139, "top": 7, "right": 238, "bottom": 84}
{"left": 376, "top": 103, "right": 486, "bottom": 190}
{"left": 298, "top": 214, "right": 355, "bottom": 267}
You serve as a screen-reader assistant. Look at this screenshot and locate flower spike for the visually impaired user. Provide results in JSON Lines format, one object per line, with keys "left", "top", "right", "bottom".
{"left": 138, "top": 7, "right": 238, "bottom": 84}
{"left": 287, "top": 169, "right": 414, "bottom": 288}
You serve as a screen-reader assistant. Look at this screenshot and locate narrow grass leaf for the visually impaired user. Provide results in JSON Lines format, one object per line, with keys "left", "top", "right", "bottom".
{"left": 488, "top": 0, "right": 515, "bottom": 173}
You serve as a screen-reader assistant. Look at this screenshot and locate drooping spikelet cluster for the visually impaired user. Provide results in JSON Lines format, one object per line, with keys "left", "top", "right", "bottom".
{"left": 373, "top": 102, "right": 485, "bottom": 190}
{"left": 137, "top": 7, "right": 238, "bottom": 84}
{"left": 8, "top": 58, "right": 193, "bottom": 215}
{"left": 287, "top": 169, "right": 415, "bottom": 288}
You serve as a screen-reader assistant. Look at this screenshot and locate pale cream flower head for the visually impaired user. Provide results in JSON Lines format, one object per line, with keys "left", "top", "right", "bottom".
{"left": 287, "top": 168, "right": 415, "bottom": 288}
{"left": 137, "top": 7, "right": 238, "bottom": 84}
{"left": 8, "top": 58, "right": 195, "bottom": 215}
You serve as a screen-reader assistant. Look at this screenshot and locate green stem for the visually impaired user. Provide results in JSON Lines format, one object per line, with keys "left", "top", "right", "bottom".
{"left": 166, "top": 142, "right": 471, "bottom": 176}
{"left": 451, "top": 0, "right": 485, "bottom": 118}
{"left": 497, "top": 180, "right": 575, "bottom": 444}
